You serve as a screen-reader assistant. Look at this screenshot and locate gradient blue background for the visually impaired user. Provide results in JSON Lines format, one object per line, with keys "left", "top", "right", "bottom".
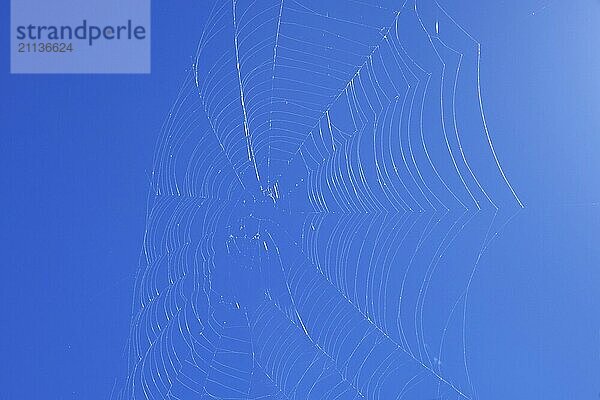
{"left": 0, "top": 1, "right": 598, "bottom": 399}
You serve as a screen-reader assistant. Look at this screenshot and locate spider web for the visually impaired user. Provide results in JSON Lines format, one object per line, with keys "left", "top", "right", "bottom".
{"left": 115, "top": 0, "right": 523, "bottom": 399}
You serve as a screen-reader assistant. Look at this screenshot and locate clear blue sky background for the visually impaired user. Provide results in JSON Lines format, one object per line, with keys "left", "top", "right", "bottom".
{"left": 0, "top": 1, "right": 599, "bottom": 399}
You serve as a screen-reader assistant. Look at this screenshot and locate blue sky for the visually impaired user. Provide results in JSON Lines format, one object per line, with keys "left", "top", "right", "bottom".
{"left": 0, "top": 1, "right": 598, "bottom": 399}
